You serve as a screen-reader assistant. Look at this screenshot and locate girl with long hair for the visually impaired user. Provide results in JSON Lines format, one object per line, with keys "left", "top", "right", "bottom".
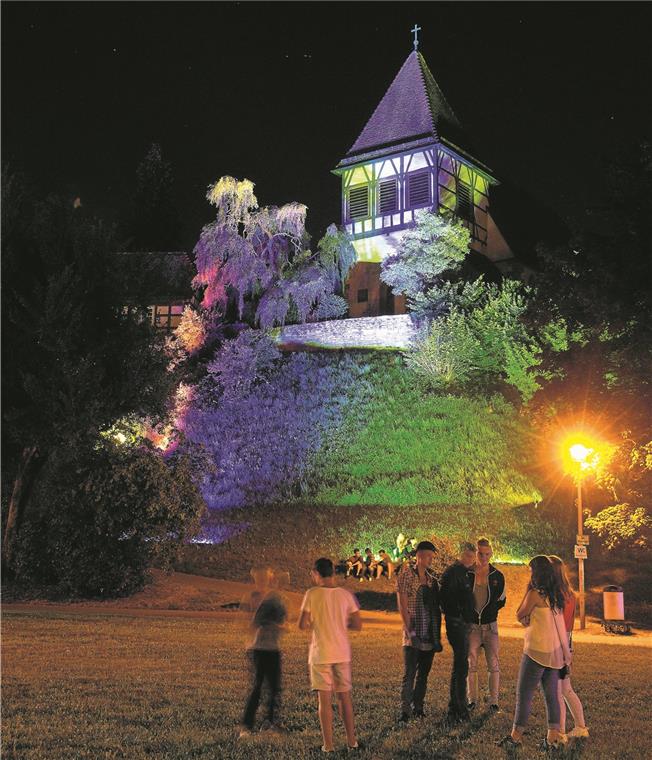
{"left": 497, "top": 556, "right": 571, "bottom": 751}
{"left": 548, "top": 555, "right": 589, "bottom": 740}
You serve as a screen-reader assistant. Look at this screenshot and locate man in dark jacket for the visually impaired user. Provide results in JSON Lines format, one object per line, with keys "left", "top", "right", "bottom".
{"left": 396, "top": 541, "right": 442, "bottom": 722}
{"left": 467, "top": 537, "right": 506, "bottom": 711}
{"left": 440, "top": 542, "right": 476, "bottom": 724}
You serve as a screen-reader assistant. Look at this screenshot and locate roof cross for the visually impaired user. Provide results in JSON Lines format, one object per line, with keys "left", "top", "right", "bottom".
{"left": 411, "top": 24, "right": 421, "bottom": 51}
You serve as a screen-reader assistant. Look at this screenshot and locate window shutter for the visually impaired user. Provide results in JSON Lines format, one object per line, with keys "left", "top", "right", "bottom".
{"left": 378, "top": 178, "right": 398, "bottom": 214}
{"left": 348, "top": 185, "right": 369, "bottom": 219}
{"left": 456, "top": 181, "right": 473, "bottom": 221}
{"left": 407, "top": 172, "right": 431, "bottom": 208}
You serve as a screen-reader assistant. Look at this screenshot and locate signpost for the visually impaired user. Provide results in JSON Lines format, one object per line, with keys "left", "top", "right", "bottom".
{"left": 576, "top": 534, "right": 590, "bottom": 546}
{"left": 574, "top": 545, "right": 588, "bottom": 559}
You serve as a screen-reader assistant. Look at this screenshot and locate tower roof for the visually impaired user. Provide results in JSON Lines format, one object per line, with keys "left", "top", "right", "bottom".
{"left": 337, "top": 51, "right": 488, "bottom": 171}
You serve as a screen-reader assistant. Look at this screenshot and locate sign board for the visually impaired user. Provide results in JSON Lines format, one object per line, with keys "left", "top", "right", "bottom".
{"left": 574, "top": 545, "right": 588, "bottom": 559}
{"left": 576, "top": 534, "right": 590, "bottom": 545}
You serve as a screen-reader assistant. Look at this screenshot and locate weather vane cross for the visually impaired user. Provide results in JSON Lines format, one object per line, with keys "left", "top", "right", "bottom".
{"left": 411, "top": 24, "right": 421, "bottom": 51}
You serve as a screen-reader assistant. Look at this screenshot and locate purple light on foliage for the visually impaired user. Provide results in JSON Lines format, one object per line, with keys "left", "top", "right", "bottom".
{"left": 180, "top": 333, "right": 373, "bottom": 510}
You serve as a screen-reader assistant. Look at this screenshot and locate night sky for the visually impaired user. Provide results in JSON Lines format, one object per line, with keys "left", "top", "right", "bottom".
{"left": 3, "top": 2, "right": 651, "bottom": 251}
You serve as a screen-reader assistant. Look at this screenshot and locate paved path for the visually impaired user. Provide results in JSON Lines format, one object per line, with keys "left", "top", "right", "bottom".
{"left": 4, "top": 603, "right": 650, "bottom": 648}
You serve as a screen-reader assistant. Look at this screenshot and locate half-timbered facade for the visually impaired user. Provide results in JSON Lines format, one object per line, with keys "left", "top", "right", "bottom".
{"left": 333, "top": 49, "right": 513, "bottom": 317}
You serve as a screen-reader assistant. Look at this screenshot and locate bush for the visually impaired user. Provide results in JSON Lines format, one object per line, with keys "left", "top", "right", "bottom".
{"left": 13, "top": 443, "right": 204, "bottom": 597}
{"left": 585, "top": 503, "right": 652, "bottom": 552}
{"left": 183, "top": 334, "right": 373, "bottom": 509}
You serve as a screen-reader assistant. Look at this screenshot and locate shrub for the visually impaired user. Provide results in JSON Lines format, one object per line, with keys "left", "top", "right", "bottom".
{"left": 585, "top": 503, "right": 652, "bottom": 552}
{"left": 14, "top": 443, "right": 204, "bottom": 596}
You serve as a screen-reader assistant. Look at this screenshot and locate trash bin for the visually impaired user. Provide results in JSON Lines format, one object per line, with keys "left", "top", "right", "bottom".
{"left": 603, "top": 585, "right": 624, "bottom": 620}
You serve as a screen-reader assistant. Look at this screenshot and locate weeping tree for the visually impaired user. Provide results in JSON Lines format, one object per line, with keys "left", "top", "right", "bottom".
{"left": 190, "top": 176, "right": 356, "bottom": 331}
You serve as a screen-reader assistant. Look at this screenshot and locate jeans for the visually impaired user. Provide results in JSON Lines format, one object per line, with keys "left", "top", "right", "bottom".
{"left": 400, "top": 646, "right": 435, "bottom": 714}
{"left": 514, "top": 654, "right": 560, "bottom": 731}
{"left": 242, "top": 650, "right": 281, "bottom": 729}
{"left": 445, "top": 617, "right": 471, "bottom": 716}
{"left": 467, "top": 622, "right": 500, "bottom": 704}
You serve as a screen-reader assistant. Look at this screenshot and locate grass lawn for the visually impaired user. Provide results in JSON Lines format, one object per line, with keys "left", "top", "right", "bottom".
{"left": 3, "top": 610, "right": 651, "bottom": 759}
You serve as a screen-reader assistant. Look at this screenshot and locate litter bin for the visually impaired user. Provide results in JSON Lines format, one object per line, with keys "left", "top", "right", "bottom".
{"left": 603, "top": 585, "right": 624, "bottom": 620}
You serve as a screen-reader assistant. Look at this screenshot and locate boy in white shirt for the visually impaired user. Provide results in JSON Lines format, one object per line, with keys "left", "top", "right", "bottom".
{"left": 299, "top": 557, "right": 362, "bottom": 753}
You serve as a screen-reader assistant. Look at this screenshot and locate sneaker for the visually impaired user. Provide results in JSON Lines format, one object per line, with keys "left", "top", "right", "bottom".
{"left": 568, "top": 726, "right": 589, "bottom": 739}
{"left": 347, "top": 741, "right": 364, "bottom": 752}
{"left": 398, "top": 712, "right": 410, "bottom": 724}
{"left": 496, "top": 735, "right": 522, "bottom": 748}
{"left": 538, "top": 737, "right": 567, "bottom": 751}
{"left": 489, "top": 704, "right": 501, "bottom": 713}
{"left": 467, "top": 702, "right": 476, "bottom": 711}
{"left": 413, "top": 709, "right": 425, "bottom": 719}
{"left": 321, "top": 747, "right": 336, "bottom": 754}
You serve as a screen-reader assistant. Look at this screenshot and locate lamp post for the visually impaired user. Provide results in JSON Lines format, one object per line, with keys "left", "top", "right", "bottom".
{"left": 569, "top": 443, "right": 593, "bottom": 630}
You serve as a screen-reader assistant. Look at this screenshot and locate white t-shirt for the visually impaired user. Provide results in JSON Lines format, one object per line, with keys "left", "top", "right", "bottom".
{"left": 300, "top": 586, "right": 359, "bottom": 664}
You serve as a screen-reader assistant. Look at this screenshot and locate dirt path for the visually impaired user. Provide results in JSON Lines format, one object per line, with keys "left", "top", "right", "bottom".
{"left": 4, "top": 570, "right": 650, "bottom": 647}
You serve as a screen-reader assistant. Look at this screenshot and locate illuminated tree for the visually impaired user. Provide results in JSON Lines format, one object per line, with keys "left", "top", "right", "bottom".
{"left": 192, "top": 176, "right": 355, "bottom": 330}
{"left": 380, "top": 209, "right": 471, "bottom": 316}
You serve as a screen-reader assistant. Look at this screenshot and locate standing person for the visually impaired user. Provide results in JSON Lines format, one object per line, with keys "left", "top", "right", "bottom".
{"left": 440, "top": 543, "right": 477, "bottom": 724}
{"left": 467, "top": 537, "right": 506, "bottom": 712}
{"left": 496, "top": 556, "right": 572, "bottom": 751}
{"left": 299, "top": 558, "right": 362, "bottom": 753}
{"left": 396, "top": 540, "right": 443, "bottom": 723}
{"left": 239, "top": 566, "right": 288, "bottom": 738}
{"left": 549, "top": 555, "right": 589, "bottom": 740}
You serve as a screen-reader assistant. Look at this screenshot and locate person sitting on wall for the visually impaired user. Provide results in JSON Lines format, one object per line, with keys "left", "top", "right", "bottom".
{"left": 346, "top": 549, "right": 365, "bottom": 579}
{"left": 393, "top": 533, "right": 409, "bottom": 563}
{"left": 363, "top": 548, "right": 378, "bottom": 581}
{"left": 376, "top": 549, "right": 396, "bottom": 579}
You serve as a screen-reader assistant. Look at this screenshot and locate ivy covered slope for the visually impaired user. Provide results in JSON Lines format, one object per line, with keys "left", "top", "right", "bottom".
{"left": 313, "top": 355, "right": 540, "bottom": 509}
{"left": 184, "top": 348, "right": 555, "bottom": 569}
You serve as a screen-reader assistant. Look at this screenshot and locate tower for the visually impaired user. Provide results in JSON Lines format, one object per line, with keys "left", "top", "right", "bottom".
{"left": 333, "top": 45, "right": 513, "bottom": 317}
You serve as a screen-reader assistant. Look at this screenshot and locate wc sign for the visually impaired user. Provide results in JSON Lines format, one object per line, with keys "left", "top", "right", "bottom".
{"left": 574, "top": 545, "right": 588, "bottom": 559}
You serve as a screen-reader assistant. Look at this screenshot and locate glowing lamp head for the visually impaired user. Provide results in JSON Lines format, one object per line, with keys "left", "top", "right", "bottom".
{"left": 115, "top": 432, "right": 127, "bottom": 444}
{"left": 569, "top": 443, "right": 592, "bottom": 464}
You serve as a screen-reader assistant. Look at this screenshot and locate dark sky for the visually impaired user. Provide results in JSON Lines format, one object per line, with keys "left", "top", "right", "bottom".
{"left": 3, "top": 2, "right": 651, "bottom": 251}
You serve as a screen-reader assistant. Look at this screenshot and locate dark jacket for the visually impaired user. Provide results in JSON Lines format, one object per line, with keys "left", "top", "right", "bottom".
{"left": 467, "top": 564, "right": 506, "bottom": 625}
{"left": 439, "top": 561, "right": 475, "bottom": 623}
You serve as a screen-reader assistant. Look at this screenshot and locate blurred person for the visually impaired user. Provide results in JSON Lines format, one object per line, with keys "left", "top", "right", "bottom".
{"left": 239, "top": 566, "right": 288, "bottom": 737}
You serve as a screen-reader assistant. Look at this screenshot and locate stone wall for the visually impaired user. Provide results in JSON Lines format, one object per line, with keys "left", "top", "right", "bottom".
{"left": 273, "top": 314, "right": 422, "bottom": 350}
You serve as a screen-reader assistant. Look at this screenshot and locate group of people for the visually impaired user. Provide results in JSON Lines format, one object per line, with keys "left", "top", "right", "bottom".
{"left": 238, "top": 538, "right": 589, "bottom": 753}
{"left": 340, "top": 535, "right": 421, "bottom": 581}
{"left": 341, "top": 547, "right": 397, "bottom": 580}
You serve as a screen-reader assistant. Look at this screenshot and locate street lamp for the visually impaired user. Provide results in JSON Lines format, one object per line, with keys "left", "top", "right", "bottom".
{"left": 565, "top": 439, "right": 600, "bottom": 630}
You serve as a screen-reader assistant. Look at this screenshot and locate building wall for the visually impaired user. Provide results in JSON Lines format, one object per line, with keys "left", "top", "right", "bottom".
{"left": 339, "top": 143, "right": 510, "bottom": 315}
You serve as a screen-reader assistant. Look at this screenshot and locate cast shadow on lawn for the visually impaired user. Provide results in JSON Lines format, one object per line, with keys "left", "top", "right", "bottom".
{"left": 354, "top": 590, "right": 397, "bottom": 611}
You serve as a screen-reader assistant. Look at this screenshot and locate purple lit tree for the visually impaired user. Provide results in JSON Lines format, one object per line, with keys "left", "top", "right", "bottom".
{"left": 192, "top": 176, "right": 356, "bottom": 330}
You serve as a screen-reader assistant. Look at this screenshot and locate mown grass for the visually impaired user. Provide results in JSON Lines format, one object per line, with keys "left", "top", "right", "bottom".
{"left": 3, "top": 610, "right": 651, "bottom": 759}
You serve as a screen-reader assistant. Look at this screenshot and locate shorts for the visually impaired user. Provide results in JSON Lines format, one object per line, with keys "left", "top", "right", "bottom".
{"left": 309, "top": 661, "right": 352, "bottom": 692}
